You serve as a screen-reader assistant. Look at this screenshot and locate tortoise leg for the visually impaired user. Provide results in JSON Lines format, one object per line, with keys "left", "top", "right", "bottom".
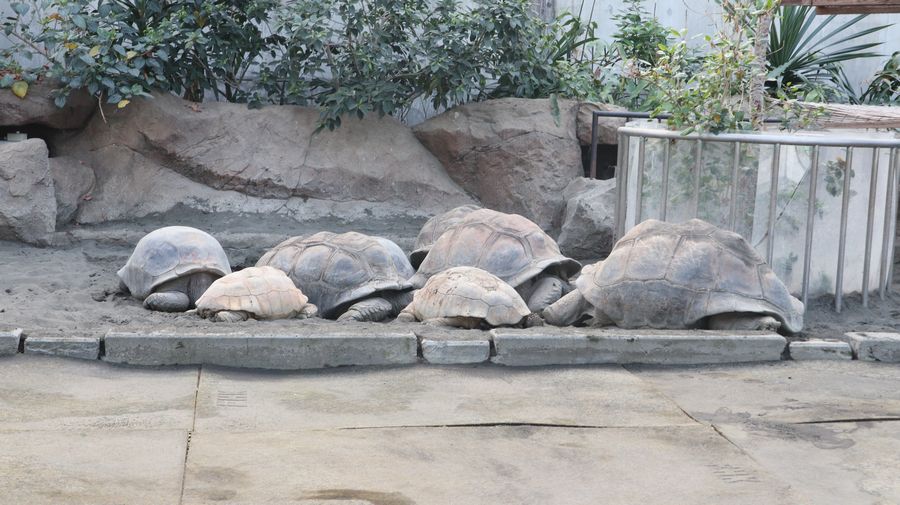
{"left": 212, "top": 310, "right": 250, "bottom": 323}
{"left": 395, "top": 307, "right": 419, "bottom": 323}
{"left": 542, "top": 290, "right": 593, "bottom": 326}
{"left": 707, "top": 313, "right": 781, "bottom": 332}
{"left": 296, "top": 304, "right": 319, "bottom": 320}
{"left": 526, "top": 275, "right": 565, "bottom": 312}
{"left": 337, "top": 297, "right": 394, "bottom": 322}
{"left": 386, "top": 290, "right": 415, "bottom": 314}
{"left": 144, "top": 291, "right": 191, "bottom": 312}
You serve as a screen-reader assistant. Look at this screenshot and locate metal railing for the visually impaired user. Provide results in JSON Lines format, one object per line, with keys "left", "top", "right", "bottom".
{"left": 595, "top": 118, "right": 900, "bottom": 312}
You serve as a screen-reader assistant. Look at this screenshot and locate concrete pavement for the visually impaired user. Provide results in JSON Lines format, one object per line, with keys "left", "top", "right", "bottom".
{"left": 2, "top": 355, "right": 899, "bottom": 504}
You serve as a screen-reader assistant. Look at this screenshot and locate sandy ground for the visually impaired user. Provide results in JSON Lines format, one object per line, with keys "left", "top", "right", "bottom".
{"left": 1, "top": 238, "right": 898, "bottom": 339}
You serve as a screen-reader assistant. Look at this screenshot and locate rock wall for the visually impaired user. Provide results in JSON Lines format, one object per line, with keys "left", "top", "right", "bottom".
{"left": 46, "top": 93, "right": 476, "bottom": 251}
{"left": 1, "top": 91, "right": 624, "bottom": 258}
{"left": 413, "top": 98, "right": 583, "bottom": 233}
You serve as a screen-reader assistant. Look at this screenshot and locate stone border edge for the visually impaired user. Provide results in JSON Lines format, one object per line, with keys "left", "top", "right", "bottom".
{"left": 1, "top": 327, "right": 884, "bottom": 368}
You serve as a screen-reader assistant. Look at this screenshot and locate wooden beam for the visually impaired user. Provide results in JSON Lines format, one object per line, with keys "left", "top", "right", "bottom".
{"left": 780, "top": 0, "right": 900, "bottom": 13}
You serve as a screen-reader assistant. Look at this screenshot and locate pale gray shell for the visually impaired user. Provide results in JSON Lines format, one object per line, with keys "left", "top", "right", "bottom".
{"left": 405, "top": 267, "right": 530, "bottom": 326}
{"left": 577, "top": 219, "right": 804, "bottom": 332}
{"left": 412, "top": 209, "right": 580, "bottom": 289}
{"left": 117, "top": 226, "right": 231, "bottom": 300}
{"left": 196, "top": 266, "right": 310, "bottom": 320}
{"left": 409, "top": 205, "right": 481, "bottom": 268}
{"left": 257, "top": 231, "right": 414, "bottom": 319}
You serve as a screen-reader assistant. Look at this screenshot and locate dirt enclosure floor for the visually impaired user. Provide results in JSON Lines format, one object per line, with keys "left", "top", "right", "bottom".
{"left": 1, "top": 239, "right": 899, "bottom": 340}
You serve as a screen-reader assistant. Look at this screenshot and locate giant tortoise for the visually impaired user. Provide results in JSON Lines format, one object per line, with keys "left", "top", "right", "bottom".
{"left": 397, "top": 266, "right": 533, "bottom": 329}
{"left": 195, "top": 266, "right": 318, "bottom": 322}
{"left": 118, "top": 226, "right": 231, "bottom": 312}
{"left": 257, "top": 231, "right": 414, "bottom": 322}
{"left": 411, "top": 209, "right": 581, "bottom": 312}
{"left": 542, "top": 219, "right": 804, "bottom": 333}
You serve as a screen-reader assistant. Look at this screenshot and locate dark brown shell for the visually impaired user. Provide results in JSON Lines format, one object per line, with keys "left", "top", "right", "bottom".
{"left": 578, "top": 219, "right": 804, "bottom": 332}
{"left": 257, "top": 231, "right": 414, "bottom": 318}
{"left": 117, "top": 226, "right": 231, "bottom": 299}
{"left": 409, "top": 205, "right": 481, "bottom": 268}
{"left": 411, "top": 209, "right": 580, "bottom": 289}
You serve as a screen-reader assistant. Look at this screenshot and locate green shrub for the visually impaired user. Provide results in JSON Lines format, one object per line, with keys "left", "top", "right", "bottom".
{"left": 2, "top": 0, "right": 601, "bottom": 129}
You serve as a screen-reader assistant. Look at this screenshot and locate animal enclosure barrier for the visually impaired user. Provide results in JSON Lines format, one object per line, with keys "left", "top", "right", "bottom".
{"left": 602, "top": 121, "right": 900, "bottom": 312}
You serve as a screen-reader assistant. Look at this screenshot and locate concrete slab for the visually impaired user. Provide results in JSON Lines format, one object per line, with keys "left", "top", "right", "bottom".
{"left": 846, "top": 332, "right": 900, "bottom": 362}
{"left": 789, "top": 339, "right": 852, "bottom": 360}
{"left": 0, "top": 429, "right": 187, "bottom": 505}
{"left": 182, "top": 426, "right": 802, "bottom": 505}
{"left": 24, "top": 335, "right": 100, "bottom": 360}
{"left": 104, "top": 329, "right": 418, "bottom": 369}
{"left": 630, "top": 361, "right": 900, "bottom": 424}
{"left": 716, "top": 421, "right": 900, "bottom": 505}
{"left": 492, "top": 328, "right": 786, "bottom": 366}
{"left": 194, "top": 365, "right": 693, "bottom": 431}
{"left": 421, "top": 338, "right": 490, "bottom": 364}
{"left": 0, "top": 328, "right": 21, "bottom": 355}
{"left": 0, "top": 355, "right": 198, "bottom": 430}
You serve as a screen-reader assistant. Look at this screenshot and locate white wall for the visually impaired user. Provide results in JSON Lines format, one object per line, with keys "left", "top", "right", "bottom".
{"left": 556, "top": 0, "right": 900, "bottom": 95}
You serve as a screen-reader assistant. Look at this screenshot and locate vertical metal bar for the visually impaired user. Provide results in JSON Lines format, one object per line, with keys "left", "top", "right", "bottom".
{"left": 801, "top": 146, "right": 819, "bottom": 308}
{"left": 635, "top": 136, "right": 646, "bottom": 224}
{"left": 728, "top": 141, "right": 741, "bottom": 231}
{"left": 615, "top": 133, "right": 630, "bottom": 240}
{"left": 589, "top": 112, "right": 599, "bottom": 179}
{"left": 692, "top": 140, "right": 703, "bottom": 218}
{"left": 766, "top": 144, "right": 781, "bottom": 264}
{"left": 660, "top": 140, "right": 671, "bottom": 220}
{"left": 862, "top": 148, "right": 880, "bottom": 308}
{"left": 878, "top": 149, "right": 897, "bottom": 300}
{"left": 835, "top": 147, "right": 853, "bottom": 313}
{"left": 888, "top": 148, "right": 900, "bottom": 295}
{"left": 880, "top": 147, "right": 894, "bottom": 299}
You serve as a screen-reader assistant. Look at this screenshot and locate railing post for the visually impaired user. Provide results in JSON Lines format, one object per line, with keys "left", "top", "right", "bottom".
{"left": 835, "top": 147, "right": 853, "bottom": 312}
{"left": 766, "top": 144, "right": 781, "bottom": 264}
{"left": 589, "top": 112, "right": 599, "bottom": 179}
{"left": 801, "top": 146, "right": 819, "bottom": 308}
{"left": 862, "top": 148, "right": 880, "bottom": 308}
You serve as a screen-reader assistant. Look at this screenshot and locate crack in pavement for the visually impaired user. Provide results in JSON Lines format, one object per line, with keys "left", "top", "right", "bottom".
{"left": 334, "top": 422, "right": 682, "bottom": 431}
{"left": 793, "top": 417, "right": 900, "bottom": 425}
{"left": 179, "top": 365, "right": 202, "bottom": 505}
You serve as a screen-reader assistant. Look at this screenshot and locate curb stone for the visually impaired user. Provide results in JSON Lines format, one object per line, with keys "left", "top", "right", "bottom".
{"left": 846, "top": 332, "right": 900, "bottom": 362}
{"left": 788, "top": 339, "right": 852, "bottom": 361}
{"left": 103, "top": 330, "right": 418, "bottom": 369}
{"left": 0, "top": 328, "right": 22, "bottom": 355}
{"left": 491, "top": 328, "right": 787, "bottom": 366}
{"left": 421, "top": 338, "right": 491, "bottom": 364}
{"left": 24, "top": 336, "right": 100, "bottom": 360}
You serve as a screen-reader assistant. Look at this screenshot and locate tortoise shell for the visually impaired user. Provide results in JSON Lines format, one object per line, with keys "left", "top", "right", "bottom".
{"left": 411, "top": 209, "right": 580, "bottom": 289}
{"left": 117, "top": 226, "right": 231, "bottom": 300}
{"left": 196, "top": 266, "right": 311, "bottom": 320}
{"left": 578, "top": 219, "right": 804, "bottom": 332}
{"left": 409, "top": 205, "right": 481, "bottom": 268}
{"left": 405, "top": 266, "right": 530, "bottom": 326}
{"left": 257, "top": 231, "right": 414, "bottom": 318}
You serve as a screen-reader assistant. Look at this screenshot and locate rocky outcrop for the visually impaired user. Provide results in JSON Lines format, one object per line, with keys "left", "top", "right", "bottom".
{"left": 0, "top": 81, "right": 94, "bottom": 130}
{"left": 50, "top": 156, "right": 95, "bottom": 226}
{"left": 0, "top": 139, "right": 56, "bottom": 244}
{"left": 413, "top": 98, "right": 583, "bottom": 232}
{"left": 557, "top": 177, "right": 617, "bottom": 261}
{"left": 51, "top": 93, "right": 477, "bottom": 250}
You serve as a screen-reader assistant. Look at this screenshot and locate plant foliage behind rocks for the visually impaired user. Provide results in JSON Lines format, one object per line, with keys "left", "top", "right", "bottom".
{"left": 1, "top": 0, "right": 602, "bottom": 130}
